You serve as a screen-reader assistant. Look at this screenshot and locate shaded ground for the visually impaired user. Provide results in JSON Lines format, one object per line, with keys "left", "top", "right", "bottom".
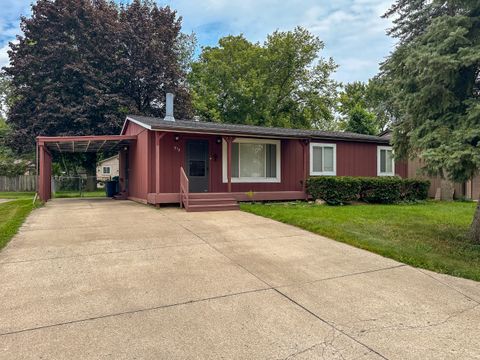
{"left": 0, "top": 199, "right": 479, "bottom": 359}
{"left": 242, "top": 201, "right": 480, "bottom": 281}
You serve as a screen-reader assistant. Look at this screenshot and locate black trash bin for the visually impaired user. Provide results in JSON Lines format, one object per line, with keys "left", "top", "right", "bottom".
{"left": 105, "top": 180, "right": 118, "bottom": 197}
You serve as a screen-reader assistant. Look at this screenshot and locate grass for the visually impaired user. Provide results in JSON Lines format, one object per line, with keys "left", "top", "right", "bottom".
{"left": 0, "top": 192, "right": 36, "bottom": 199}
{"left": 241, "top": 201, "right": 480, "bottom": 281}
{"left": 0, "top": 192, "right": 40, "bottom": 250}
{"left": 53, "top": 190, "right": 106, "bottom": 198}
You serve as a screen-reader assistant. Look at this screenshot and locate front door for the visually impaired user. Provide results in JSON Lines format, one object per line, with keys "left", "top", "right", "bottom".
{"left": 185, "top": 140, "right": 209, "bottom": 192}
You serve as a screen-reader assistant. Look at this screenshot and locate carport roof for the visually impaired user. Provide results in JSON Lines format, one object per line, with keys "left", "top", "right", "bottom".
{"left": 37, "top": 135, "right": 136, "bottom": 153}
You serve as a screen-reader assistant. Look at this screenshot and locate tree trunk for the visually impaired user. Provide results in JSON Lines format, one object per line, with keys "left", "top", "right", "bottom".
{"left": 84, "top": 153, "right": 97, "bottom": 192}
{"left": 470, "top": 201, "right": 480, "bottom": 244}
{"left": 440, "top": 178, "right": 455, "bottom": 201}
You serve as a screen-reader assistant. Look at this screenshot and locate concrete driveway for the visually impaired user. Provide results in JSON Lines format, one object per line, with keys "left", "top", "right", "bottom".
{"left": 0, "top": 199, "right": 479, "bottom": 359}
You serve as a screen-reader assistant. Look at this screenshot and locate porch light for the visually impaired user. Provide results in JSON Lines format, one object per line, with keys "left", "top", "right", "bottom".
{"left": 216, "top": 137, "right": 222, "bottom": 144}
{"left": 174, "top": 135, "right": 180, "bottom": 142}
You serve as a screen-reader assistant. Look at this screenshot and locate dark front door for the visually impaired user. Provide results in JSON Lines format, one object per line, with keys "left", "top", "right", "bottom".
{"left": 186, "top": 140, "right": 209, "bottom": 192}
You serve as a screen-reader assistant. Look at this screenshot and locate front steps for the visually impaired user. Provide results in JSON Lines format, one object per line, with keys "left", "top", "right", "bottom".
{"left": 184, "top": 193, "right": 240, "bottom": 212}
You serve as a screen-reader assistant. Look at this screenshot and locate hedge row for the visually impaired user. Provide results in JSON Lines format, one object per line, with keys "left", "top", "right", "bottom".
{"left": 306, "top": 176, "right": 430, "bottom": 205}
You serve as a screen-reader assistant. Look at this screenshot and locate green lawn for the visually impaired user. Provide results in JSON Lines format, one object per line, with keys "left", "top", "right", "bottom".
{"left": 241, "top": 201, "right": 480, "bottom": 281}
{"left": 53, "top": 190, "right": 106, "bottom": 198}
{"left": 0, "top": 192, "right": 39, "bottom": 250}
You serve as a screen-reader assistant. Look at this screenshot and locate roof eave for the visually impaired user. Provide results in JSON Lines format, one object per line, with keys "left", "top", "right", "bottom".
{"left": 148, "top": 126, "right": 390, "bottom": 144}
{"left": 121, "top": 116, "right": 152, "bottom": 135}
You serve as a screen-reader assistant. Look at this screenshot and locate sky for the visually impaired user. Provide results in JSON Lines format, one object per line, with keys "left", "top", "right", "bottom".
{"left": 0, "top": 0, "right": 396, "bottom": 83}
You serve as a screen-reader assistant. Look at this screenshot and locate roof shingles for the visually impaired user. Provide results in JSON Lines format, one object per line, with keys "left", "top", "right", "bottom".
{"left": 126, "top": 115, "right": 389, "bottom": 144}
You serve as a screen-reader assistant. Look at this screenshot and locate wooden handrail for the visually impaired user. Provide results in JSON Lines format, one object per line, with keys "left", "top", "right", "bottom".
{"left": 180, "top": 166, "right": 189, "bottom": 209}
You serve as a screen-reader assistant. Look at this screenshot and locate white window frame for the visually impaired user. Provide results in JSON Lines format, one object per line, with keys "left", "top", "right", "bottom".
{"left": 102, "top": 166, "right": 111, "bottom": 175}
{"left": 309, "top": 143, "right": 336, "bottom": 176}
{"left": 222, "top": 138, "right": 281, "bottom": 183}
{"left": 377, "top": 146, "right": 395, "bottom": 176}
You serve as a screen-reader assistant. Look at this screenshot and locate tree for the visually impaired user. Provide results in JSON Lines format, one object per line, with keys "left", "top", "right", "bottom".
{"left": 117, "top": 0, "right": 192, "bottom": 118}
{"left": 4, "top": 0, "right": 192, "bottom": 188}
{"left": 189, "top": 27, "right": 339, "bottom": 130}
{"left": 382, "top": 0, "right": 480, "bottom": 241}
{"left": 337, "top": 79, "right": 395, "bottom": 133}
{"left": 344, "top": 104, "right": 378, "bottom": 135}
{"left": 0, "top": 118, "right": 30, "bottom": 176}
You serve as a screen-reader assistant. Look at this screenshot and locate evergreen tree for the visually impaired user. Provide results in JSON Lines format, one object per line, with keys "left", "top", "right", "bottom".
{"left": 382, "top": 0, "right": 480, "bottom": 241}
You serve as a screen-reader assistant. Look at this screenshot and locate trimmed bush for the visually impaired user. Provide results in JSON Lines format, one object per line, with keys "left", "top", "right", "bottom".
{"left": 307, "top": 176, "right": 430, "bottom": 205}
{"left": 400, "top": 178, "right": 430, "bottom": 201}
{"left": 306, "top": 176, "right": 361, "bottom": 205}
{"left": 359, "top": 177, "right": 402, "bottom": 204}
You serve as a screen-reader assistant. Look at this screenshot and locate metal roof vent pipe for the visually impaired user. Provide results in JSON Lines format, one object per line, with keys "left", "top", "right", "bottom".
{"left": 164, "top": 92, "right": 175, "bottom": 121}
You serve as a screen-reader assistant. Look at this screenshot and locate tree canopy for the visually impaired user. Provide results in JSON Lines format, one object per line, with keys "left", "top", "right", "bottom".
{"left": 382, "top": 0, "right": 480, "bottom": 182}
{"left": 343, "top": 104, "right": 378, "bottom": 135}
{"left": 4, "top": 0, "right": 193, "bottom": 155}
{"left": 189, "top": 27, "right": 339, "bottom": 130}
{"left": 337, "top": 79, "right": 395, "bottom": 135}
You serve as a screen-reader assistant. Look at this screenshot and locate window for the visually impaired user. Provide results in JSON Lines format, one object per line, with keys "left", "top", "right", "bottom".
{"left": 310, "top": 143, "right": 336, "bottom": 176}
{"left": 222, "top": 138, "right": 281, "bottom": 183}
{"left": 377, "top": 146, "right": 395, "bottom": 176}
{"left": 102, "top": 166, "right": 111, "bottom": 175}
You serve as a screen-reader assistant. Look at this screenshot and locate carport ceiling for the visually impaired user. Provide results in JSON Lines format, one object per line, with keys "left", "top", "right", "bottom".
{"left": 38, "top": 135, "right": 136, "bottom": 153}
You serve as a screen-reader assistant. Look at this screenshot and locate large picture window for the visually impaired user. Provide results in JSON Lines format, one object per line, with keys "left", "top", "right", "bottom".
{"left": 310, "top": 143, "right": 336, "bottom": 176}
{"left": 377, "top": 146, "right": 395, "bottom": 176}
{"left": 222, "top": 138, "right": 281, "bottom": 183}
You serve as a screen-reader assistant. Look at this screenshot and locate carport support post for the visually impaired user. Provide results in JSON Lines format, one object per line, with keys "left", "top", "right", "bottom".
{"left": 224, "top": 136, "right": 235, "bottom": 193}
{"left": 38, "top": 143, "right": 52, "bottom": 202}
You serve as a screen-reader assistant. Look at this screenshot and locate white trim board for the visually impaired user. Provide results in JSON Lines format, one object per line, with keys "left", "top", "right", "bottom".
{"left": 309, "top": 142, "right": 336, "bottom": 176}
{"left": 222, "top": 138, "right": 281, "bottom": 183}
{"left": 377, "top": 145, "right": 395, "bottom": 176}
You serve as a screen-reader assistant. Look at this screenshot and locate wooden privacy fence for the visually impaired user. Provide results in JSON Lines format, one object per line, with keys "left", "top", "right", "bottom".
{"left": 0, "top": 175, "right": 37, "bottom": 192}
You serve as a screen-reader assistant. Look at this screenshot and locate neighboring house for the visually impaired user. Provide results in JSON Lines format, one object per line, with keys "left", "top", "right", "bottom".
{"left": 36, "top": 93, "right": 407, "bottom": 211}
{"left": 96, "top": 155, "right": 119, "bottom": 181}
{"left": 379, "top": 130, "right": 479, "bottom": 200}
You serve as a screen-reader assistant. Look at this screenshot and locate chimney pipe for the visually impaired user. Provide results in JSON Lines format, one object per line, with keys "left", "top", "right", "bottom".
{"left": 164, "top": 93, "right": 175, "bottom": 121}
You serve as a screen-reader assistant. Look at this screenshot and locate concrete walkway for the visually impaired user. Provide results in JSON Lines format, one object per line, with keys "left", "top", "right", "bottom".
{"left": 0, "top": 199, "right": 479, "bottom": 359}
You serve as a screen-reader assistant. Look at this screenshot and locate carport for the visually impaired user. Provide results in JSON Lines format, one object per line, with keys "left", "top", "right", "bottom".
{"left": 36, "top": 135, "right": 136, "bottom": 201}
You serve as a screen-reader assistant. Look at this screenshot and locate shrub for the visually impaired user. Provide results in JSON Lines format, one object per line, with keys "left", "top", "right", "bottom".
{"left": 307, "top": 176, "right": 431, "bottom": 205}
{"left": 306, "top": 176, "right": 361, "bottom": 205}
{"left": 400, "top": 178, "right": 430, "bottom": 201}
{"left": 360, "top": 177, "right": 403, "bottom": 203}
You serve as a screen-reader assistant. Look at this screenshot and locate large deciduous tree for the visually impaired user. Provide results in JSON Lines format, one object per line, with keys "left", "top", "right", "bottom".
{"left": 189, "top": 27, "right": 339, "bottom": 130}
{"left": 382, "top": 0, "right": 480, "bottom": 242}
{"left": 337, "top": 80, "right": 396, "bottom": 135}
{"left": 4, "top": 0, "right": 192, "bottom": 156}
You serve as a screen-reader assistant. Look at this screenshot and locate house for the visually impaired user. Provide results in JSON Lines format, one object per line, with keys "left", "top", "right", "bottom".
{"left": 36, "top": 93, "right": 407, "bottom": 211}
{"left": 96, "top": 155, "right": 119, "bottom": 181}
{"left": 379, "top": 130, "right": 479, "bottom": 200}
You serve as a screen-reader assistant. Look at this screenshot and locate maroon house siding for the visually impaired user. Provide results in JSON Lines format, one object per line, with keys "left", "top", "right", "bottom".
{"left": 153, "top": 133, "right": 304, "bottom": 194}
{"left": 124, "top": 121, "right": 152, "bottom": 201}
{"left": 333, "top": 141, "right": 407, "bottom": 178}
{"left": 36, "top": 118, "right": 405, "bottom": 204}
{"left": 121, "top": 119, "right": 407, "bottom": 204}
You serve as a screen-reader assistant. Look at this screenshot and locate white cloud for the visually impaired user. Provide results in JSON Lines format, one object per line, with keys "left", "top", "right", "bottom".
{"left": 0, "top": 0, "right": 30, "bottom": 69}
{"left": 163, "top": 0, "right": 397, "bottom": 82}
{"left": 0, "top": 43, "right": 11, "bottom": 68}
{"left": 0, "top": 0, "right": 397, "bottom": 82}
